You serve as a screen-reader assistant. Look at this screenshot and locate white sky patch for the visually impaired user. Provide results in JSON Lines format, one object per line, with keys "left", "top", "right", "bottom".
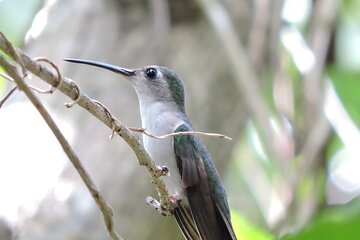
{"left": 24, "top": 0, "right": 59, "bottom": 42}
{"left": 25, "top": 8, "right": 48, "bottom": 41}
{"left": 281, "top": 25, "right": 315, "bottom": 74}
{"left": 325, "top": 81, "right": 360, "bottom": 148}
{"left": 0, "top": 102, "right": 73, "bottom": 223}
{"left": 53, "top": 180, "right": 74, "bottom": 203}
{"left": 282, "top": 0, "right": 311, "bottom": 25}
{"left": 325, "top": 81, "right": 360, "bottom": 203}
{"left": 330, "top": 149, "right": 360, "bottom": 193}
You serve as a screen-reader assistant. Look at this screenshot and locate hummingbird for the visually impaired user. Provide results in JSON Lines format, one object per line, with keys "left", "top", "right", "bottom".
{"left": 65, "top": 58, "right": 237, "bottom": 240}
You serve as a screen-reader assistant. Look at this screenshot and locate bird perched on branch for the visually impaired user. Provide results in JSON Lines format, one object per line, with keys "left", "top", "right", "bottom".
{"left": 65, "top": 58, "right": 237, "bottom": 240}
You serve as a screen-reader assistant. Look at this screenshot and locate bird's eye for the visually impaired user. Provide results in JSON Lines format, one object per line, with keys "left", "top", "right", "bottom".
{"left": 145, "top": 68, "right": 157, "bottom": 79}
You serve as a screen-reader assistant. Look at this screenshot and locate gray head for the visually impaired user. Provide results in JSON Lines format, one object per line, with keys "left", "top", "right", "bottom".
{"left": 64, "top": 58, "right": 186, "bottom": 113}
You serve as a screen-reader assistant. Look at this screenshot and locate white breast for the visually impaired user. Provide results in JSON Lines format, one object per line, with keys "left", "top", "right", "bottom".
{"left": 140, "top": 102, "right": 185, "bottom": 198}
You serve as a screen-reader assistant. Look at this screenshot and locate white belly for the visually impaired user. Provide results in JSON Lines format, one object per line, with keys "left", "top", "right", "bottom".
{"left": 142, "top": 110, "right": 185, "bottom": 198}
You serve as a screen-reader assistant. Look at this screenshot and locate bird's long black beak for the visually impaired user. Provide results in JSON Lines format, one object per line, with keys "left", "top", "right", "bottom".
{"left": 64, "top": 58, "right": 135, "bottom": 76}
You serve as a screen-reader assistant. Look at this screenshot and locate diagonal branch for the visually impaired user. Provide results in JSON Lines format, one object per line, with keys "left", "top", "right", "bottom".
{"left": 248, "top": 0, "right": 270, "bottom": 70}
{"left": 303, "top": 0, "right": 339, "bottom": 129}
{"left": 0, "top": 32, "right": 185, "bottom": 240}
{"left": 301, "top": 0, "right": 339, "bottom": 171}
{"left": 0, "top": 54, "right": 123, "bottom": 240}
{"left": 0, "top": 33, "right": 175, "bottom": 216}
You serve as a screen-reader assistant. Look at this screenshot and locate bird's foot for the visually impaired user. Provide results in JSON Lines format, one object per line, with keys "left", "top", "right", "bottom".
{"left": 168, "top": 192, "right": 181, "bottom": 203}
{"left": 155, "top": 165, "right": 170, "bottom": 177}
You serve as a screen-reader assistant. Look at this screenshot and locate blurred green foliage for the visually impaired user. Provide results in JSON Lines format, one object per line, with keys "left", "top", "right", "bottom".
{"left": 231, "top": 209, "right": 274, "bottom": 240}
{"left": 0, "top": 0, "right": 40, "bottom": 46}
{"left": 328, "top": 67, "right": 360, "bottom": 127}
{"left": 341, "top": 0, "right": 360, "bottom": 21}
{"left": 0, "top": 0, "right": 40, "bottom": 98}
{"left": 283, "top": 199, "right": 360, "bottom": 240}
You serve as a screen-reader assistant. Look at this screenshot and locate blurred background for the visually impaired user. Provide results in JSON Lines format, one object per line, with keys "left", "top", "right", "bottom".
{"left": 0, "top": 0, "right": 360, "bottom": 239}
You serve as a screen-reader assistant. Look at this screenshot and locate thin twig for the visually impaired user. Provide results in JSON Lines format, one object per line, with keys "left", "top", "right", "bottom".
{"left": 0, "top": 70, "right": 60, "bottom": 95}
{"left": 0, "top": 71, "right": 15, "bottom": 82}
{"left": 0, "top": 32, "right": 175, "bottom": 216}
{"left": 248, "top": 0, "right": 270, "bottom": 70}
{"left": 0, "top": 86, "right": 17, "bottom": 108}
{"left": 32, "top": 57, "right": 63, "bottom": 94}
{"left": 301, "top": 0, "right": 339, "bottom": 171}
{"left": 92, "top": 100, "right": 118, "bottom": 139}
{"left": 0, "top": 54, "right": 123, "bottom": 240}
{"left": 269, "top": 0, "right": 283, "bottom": 74}
{"left": 303, "top": 0, "right": 339, "bottom": 128}
{"left": 129, "top": 127, "right": 232, "bottom": 140}
{"left": 0, "top": 60, "right": 62, "bottom": 95}
{"left": 0, "top": 32, "right": 26, "bottom": 76}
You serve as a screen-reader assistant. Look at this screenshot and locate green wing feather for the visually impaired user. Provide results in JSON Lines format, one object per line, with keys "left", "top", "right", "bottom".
{"left": 173, "top": 124, "right": 237, "bottom": 240}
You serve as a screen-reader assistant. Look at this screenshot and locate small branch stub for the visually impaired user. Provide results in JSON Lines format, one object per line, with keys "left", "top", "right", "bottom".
{"left": 146, "top": 196, "right": 174, "bottom": 216}
{"left": 64, "top": 80, "right": 81, "bottom": 108}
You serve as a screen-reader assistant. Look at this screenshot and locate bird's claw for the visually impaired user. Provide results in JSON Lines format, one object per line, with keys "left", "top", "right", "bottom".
{"left": 155, "top": 165, "right": 170, "bottom": 177}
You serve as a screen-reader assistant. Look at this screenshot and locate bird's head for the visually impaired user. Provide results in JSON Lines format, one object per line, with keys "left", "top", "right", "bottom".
{"left": 64, "top": 58, "right": 186, "bottom": 113}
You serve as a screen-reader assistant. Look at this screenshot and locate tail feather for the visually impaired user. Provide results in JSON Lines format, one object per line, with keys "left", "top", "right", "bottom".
{"left": 215, "top": 202, "right": 237, "bottom": 240}
{"left": 174, "top": 199, "right": 237, "bottom": 240}
{"left": 174, "top": 204, "right": 200, "bottom": 240}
